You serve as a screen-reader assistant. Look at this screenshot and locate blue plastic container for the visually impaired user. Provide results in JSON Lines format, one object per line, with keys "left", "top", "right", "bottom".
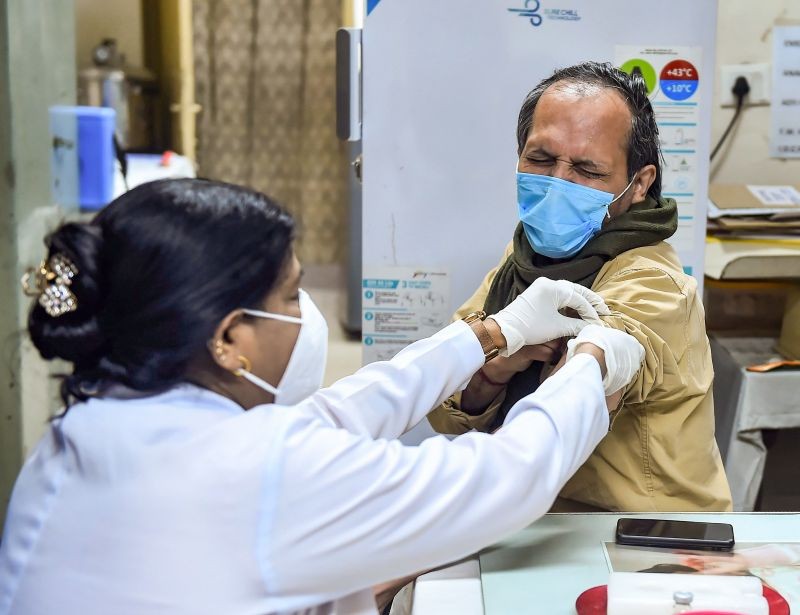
{"left": 50, "top": 106, "right": 116, "bottom": 210}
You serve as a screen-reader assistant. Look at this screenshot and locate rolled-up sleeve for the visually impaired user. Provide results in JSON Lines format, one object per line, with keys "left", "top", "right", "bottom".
{"left": 594, "top": 266, "right": 689, "bottom": 405}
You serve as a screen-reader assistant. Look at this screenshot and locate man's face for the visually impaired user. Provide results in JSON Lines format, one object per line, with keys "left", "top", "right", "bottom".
{"left": 518, "top": 82, "right": 647, "bottom": 219}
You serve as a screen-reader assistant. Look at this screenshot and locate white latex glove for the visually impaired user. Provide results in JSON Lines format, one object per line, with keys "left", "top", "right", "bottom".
{"left": 565, "top": 324, "right": 645, "bottom": 395}
{"left": 488, "top": 278, "right": 610, "bottom": 356}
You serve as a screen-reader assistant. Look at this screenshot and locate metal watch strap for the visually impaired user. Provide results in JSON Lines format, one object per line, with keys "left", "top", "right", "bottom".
{"left": 463, "top": 310, "right": 500, "bottom": 363}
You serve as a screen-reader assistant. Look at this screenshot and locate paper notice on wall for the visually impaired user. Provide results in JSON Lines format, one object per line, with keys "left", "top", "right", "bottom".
{"left": 747, "top": 184, "right": 800, "bottom": 206}
{"left": 361, "top": 267, "right": 450, "bottom": 364}
{"left": 616, "top": 46, "right": 703, "bottom": 277}
{"left": 771, "top": 25, "right": 800, "bottom": 158}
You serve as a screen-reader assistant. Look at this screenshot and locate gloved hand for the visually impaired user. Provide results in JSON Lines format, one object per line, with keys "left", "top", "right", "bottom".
{"left": 488, "top": 278, "right": 610, "bottom": 356}
{"left": 565, "top": 324, "right": 645, "bottom": 395}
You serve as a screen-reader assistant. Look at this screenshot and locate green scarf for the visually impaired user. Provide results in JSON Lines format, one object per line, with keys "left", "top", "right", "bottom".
{"left": 483, "top": 196, "right": 677, "bottom": 427}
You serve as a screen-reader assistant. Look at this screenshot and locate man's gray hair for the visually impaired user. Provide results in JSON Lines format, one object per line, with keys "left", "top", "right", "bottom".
{"left": 516, "top": 61, "right": 663, "bottom": 201}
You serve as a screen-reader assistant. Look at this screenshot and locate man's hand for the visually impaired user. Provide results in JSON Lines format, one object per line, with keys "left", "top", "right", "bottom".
{"left": 483, "top": 339, "right": 564, "bottom": 383}
{"left": 461, "top": 340, "right": 564, "bottom": 414}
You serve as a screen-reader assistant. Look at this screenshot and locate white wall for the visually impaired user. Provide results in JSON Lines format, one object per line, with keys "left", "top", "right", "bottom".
{"left": 75, "top": 0, "right": 143, "bottom": 68}
{"left": 711, "top": 0, "right": 800, "bottom": 183}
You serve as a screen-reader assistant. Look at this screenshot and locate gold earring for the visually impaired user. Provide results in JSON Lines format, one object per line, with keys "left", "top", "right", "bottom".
{"left": 234, "top": 355, "right": 252, "bottom": 377}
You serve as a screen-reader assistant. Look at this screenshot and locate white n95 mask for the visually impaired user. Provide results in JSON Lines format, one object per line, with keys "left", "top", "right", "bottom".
{"left": 240, "top": 289, "right": 329, "bottom": 405}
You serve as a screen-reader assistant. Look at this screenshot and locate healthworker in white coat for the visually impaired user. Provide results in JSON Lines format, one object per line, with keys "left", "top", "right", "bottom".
{"left": 0, "top": 179, "right": 644, "bottom": 615}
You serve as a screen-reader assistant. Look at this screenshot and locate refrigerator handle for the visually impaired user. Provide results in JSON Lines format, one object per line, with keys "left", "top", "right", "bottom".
{"left": 336, "top": 27, "right": 362, "bottom": 142}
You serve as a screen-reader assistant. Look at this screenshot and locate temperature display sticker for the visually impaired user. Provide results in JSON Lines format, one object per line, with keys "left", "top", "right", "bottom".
{"left": 660, "top": 59, "right": 699, "bottom": 101}
{"left": 615, "top": 45, "right": 704, "bottom": 286}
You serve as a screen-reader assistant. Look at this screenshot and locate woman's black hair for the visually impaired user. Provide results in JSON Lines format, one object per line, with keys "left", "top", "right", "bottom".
{"left": 28, "top": 178, "right": 295, "bottom": 407}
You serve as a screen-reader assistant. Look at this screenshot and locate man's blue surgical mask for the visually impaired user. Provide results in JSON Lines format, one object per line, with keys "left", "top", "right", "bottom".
{"left": 516, "top": 170, "right": 636, "bottom": 259}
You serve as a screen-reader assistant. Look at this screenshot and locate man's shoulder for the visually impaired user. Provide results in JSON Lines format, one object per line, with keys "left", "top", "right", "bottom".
{"left": 594, "top": 241, "right": 695, "bottom": 297}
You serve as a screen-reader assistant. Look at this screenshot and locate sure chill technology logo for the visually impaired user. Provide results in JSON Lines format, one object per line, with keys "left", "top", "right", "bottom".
{"left": 507, "top": 0, "right": 543, "bottom": 26}
{"left": 507, "top": 1, "right": 582, "bottom": 27}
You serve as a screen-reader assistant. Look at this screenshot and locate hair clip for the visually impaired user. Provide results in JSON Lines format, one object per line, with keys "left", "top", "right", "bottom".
{"left": 21, "top": 254, "right": 79, "bottom": 317}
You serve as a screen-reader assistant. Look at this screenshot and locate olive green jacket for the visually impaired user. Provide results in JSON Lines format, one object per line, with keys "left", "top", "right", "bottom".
{"left": 428, "top": 241, "right": 732, "bottom": 512}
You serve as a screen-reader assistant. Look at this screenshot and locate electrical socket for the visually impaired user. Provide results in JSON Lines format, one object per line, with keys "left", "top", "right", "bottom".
{"left": 719, "top": 63, "right": 770, "bottom": 106}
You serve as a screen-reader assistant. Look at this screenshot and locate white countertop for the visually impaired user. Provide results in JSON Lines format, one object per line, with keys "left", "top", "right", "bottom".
{"left": 413, "top": 512, "right": 800, "bottom": 615}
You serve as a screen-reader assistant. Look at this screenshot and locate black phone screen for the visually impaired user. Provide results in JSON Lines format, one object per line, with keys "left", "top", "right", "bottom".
{"left": 616, "top": 518, "right": 735, "bottom": 550}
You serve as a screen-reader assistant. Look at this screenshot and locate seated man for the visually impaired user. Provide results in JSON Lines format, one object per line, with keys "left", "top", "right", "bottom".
{"left": 428, "top": 61, "right": 731, "bottom": 512}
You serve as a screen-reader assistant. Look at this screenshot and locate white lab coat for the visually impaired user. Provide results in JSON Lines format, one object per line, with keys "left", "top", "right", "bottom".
{"left": 0, "top": 320, "right": 608, "bottom": 615}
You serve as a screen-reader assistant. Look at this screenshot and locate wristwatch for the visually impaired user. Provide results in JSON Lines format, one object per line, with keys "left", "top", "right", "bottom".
{"left": 462, "top": 311, "right": 500, "bottom": 363}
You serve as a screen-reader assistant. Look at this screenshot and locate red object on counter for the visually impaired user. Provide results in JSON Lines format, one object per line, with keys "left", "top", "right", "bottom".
{"left": 575, "top": 583, "right": 790, "bottom": 615}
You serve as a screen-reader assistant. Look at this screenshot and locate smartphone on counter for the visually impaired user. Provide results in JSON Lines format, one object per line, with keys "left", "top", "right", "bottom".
{"left": 615, "top": 518, "right": 735, "bottom": 551}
